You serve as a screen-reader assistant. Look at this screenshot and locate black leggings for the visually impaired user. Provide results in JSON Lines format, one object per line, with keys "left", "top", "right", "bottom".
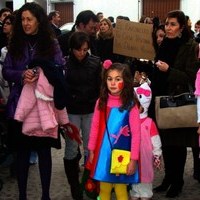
{"left": 17, "top": 148, "right": 52, "bottom": 200}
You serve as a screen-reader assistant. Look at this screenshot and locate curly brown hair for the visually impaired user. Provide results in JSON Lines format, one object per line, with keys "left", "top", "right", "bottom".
{"left": 8, "top": 2, "right": 55, "bottom": 60}
{"left": 98, "top": 62, "right": 138, "bottom": 111}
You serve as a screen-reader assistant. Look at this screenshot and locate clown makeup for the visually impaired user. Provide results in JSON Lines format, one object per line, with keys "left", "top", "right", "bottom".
{"left": 107, "top": 69, "right": 124, "bottom": 96}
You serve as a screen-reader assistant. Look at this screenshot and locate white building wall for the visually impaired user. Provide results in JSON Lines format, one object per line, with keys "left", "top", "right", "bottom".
{"left": 13, "top": 0, "right": 27, "bottom": 9}
{"left": 181, "top": 0, "right": 200, "bottom": 30}
{"left": 5, "top": 0, "right": 200, "bottom": 30}
{"left": 73, "top": 0, "right": 141, "bottom": 22}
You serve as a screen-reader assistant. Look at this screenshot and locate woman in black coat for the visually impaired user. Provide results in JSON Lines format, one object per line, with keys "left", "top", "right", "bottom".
{"left": 151, "top": 10, "right": 199, "bottom": 198}
{"left": 96, "top": 18, "right": 117, "bottom": 62}
{"left": 63, "top": 31, "right": 102, "bottom": 200}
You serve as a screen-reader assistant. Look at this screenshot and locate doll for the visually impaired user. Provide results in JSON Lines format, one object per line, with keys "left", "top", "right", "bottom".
{"left": 130, "top": 82, "right": 162, "bottom": 200}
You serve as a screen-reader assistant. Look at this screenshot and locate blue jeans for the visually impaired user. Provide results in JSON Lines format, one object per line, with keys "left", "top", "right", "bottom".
{"left": 64, "top": 113, "right": 93, "bottom": 160}
{"left": 29, "top": 151, "right": 38, "bottom": 164}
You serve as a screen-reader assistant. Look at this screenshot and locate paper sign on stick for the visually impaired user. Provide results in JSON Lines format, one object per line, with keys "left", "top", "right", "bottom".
{"left": 113, "top": 19, "right": 155, "bottom": 60}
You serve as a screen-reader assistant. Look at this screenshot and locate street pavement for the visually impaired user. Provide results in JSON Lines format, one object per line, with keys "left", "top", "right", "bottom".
{"left": 0, "top": 140, "right": 200, "bottom": 200}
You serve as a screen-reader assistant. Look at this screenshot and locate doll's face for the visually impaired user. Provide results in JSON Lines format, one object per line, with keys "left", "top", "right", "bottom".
{"left": 134, "top": 82, "right": 152, "bottom": 118}
{"left": 107, "top": 69, "right": 124, "bottom": 96}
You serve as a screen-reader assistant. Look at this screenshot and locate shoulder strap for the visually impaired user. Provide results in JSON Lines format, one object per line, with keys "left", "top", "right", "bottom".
{"left": 104, "top": 108, "right": 113, "bottom": 150}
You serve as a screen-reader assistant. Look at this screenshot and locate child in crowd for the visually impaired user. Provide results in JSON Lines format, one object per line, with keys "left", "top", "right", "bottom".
{"left": 88, "top": 60, "right": 141, "bottom": 200}
{"left": 130, "top": 82, "right": 162, "bottom": 200}
{"left": 133, "top": 60, "right": 152, "bottom": 87}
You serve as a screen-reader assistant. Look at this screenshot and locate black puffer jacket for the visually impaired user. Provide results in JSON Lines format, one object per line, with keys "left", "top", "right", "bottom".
{"left": 65, "top": 52, "right": 101, "bottom": 114}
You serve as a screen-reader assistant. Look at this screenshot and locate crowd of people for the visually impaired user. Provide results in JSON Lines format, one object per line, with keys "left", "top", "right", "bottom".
{"left": 0, "top": 2, "right": 200, "bottom": 200}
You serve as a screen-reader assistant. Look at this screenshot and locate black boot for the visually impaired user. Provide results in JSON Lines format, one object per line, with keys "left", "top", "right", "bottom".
{"left": 166, "top": 181, "right": 184, "bottom": 198}
{"left": 63, "top": 158, "right": 83, "bottom": 200}
{"left": 165, "top": 146, "right": 186, "bottom": 198}
{"left": 192, "top": 147, "right": 200, "bottom": 182}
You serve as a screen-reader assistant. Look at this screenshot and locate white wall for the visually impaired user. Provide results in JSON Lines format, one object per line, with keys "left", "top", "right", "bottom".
{"left": 181, "top": 0, "right": 200, "bottom": 31}
{"left": 13, "top": 0, "right": 26, "bottom": 10}
{"left": 73, "top": 0, "right": 200, "bottom": 26}
{"left": 12, "top": 0, "right": 48, "bottom": 12}
{"left": 6, "top": 0, "right": 200, "bottom": 29}
{"left": 73, "top": 0, "right": 141, "bottom": 22}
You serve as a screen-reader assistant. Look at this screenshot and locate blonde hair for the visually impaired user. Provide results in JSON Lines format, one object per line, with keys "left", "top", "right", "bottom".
{"left": 97, "top": 18, "right": 114, "bottom": 39}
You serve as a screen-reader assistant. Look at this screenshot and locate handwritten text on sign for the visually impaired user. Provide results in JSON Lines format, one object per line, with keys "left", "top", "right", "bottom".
{"left": 113, "top": 19, "right": 155, "bottom": 60}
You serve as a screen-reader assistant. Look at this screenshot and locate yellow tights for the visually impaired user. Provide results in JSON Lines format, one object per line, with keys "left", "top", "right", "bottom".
{"left": 99, "top": 182, "right": 128, "bottom": 200}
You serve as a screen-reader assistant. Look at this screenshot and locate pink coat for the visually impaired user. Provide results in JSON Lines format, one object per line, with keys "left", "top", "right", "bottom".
{"left": 14, "top": 68, "right": 69, "bottom": 138}
{"left": 139, "top": 117, "right": 161, "bottom": 183}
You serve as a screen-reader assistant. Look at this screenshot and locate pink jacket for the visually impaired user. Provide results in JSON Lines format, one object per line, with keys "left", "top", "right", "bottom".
{"left": 14, "top": 68, "right": 69, "bottom": 138}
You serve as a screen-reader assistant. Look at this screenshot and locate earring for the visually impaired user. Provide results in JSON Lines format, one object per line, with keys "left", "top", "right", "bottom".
{"left": 178, "top": 32, "right": 182, "bottom": 38}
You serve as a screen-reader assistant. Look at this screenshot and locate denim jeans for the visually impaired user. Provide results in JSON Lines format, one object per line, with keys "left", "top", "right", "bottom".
{"left": 64, "top": 113, "right": 93, "bottom": 160}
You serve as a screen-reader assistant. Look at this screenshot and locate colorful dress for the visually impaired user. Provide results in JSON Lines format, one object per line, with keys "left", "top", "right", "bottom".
{"left": 88, "top": 94, "right": 141, "bottom": 184}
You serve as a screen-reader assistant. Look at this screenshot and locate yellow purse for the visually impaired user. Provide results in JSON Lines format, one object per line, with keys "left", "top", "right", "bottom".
{"left": 110, "top": 149, "right": 130, "bottom": 174}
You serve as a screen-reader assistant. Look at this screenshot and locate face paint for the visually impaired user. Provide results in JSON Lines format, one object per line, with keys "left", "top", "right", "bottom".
{"left": 118, "top": 82, "right": 124, "bottom": 90}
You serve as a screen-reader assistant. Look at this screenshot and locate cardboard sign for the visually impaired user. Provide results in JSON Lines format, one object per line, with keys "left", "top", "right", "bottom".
{"left": 113, "top": 19, "right": 155, "bottom": 60}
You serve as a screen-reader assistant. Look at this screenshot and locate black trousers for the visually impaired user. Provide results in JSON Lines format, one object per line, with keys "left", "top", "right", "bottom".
{"left": 162, "top": 146, "right": 187, "bottom": 186}
{"left": 17, "top": 147, "right": 52, "bottom": 200}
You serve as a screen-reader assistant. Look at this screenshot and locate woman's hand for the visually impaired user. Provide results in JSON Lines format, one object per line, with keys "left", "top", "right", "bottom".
{"left": 23, "top": 69, "right": 39, "bottom": 84}
{"left": 126, "top": 159, "right": 136, "bottom": 176}
{"left": 60, "top": 123, "right": 82, "bottom": 144}
{"left": 155, "top": 60, "right": 169, "bottom": 72}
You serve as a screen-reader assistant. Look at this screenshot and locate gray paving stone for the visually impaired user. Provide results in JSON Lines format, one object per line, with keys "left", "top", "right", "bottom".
{"left": 0, "top": 143, "right": 199, "bottom": 200}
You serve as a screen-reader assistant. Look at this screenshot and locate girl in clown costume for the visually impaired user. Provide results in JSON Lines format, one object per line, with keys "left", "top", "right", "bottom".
{"left": 130, "top": 82, "right": 162, "bottom": 200}
{"left": 87, "top": 60, "right": 141, "bottom": 200}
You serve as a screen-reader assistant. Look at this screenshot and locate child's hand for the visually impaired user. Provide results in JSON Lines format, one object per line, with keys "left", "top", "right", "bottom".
{"left": 88, "top": 151, "right": 94, "bottom": 164}
{"left": 154, "top": 155, "right": 161, "bottom": 170}
{"left": 126, "top": 159, "right": 136, "bottom": 176}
